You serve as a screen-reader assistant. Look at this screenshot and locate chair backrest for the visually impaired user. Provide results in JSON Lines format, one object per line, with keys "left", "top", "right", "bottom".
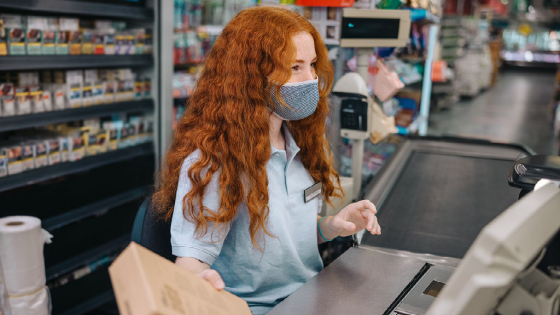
{"left": 131, "top": 195, "right": 175, "bottom": 262}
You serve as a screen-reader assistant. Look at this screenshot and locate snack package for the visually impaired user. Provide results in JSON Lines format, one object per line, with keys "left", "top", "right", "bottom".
{"left": 69, "top": 30, "right": 81, "bottom": 55}
{"left": 97, "top": 130, "right": 108, "bottom": 153}
{"left": 134, "top": 80, "right": 144, "bottom": 99}
{"left": 29, "top": 85, "right": 44, "bottom": 113}
{"left": 47, "top": 139, "right": 61, "bottom": 165}
{"left": 104, "top": 81, "right": 116, "bottom": 103}
{"left": 144, "top": 29, "right": 152, "bottom": 54}
{"left": 67, "top": 83, "right": 82, "bottom": 108}
{"left": 93, "top": 81, "right": 104, "bottom": 105}
{"left": 126, "top": 32, "right": 135, "bottom": 55}
{"left": 42, "top": 17, "right": 58, "bottom": 54}
{"left": 104, "top": 29, "right": 116, "bottom": 55}
{"left": 34, "top": 141, "right": 48, "bottom": 168}
{"left": 26, "top": 17, "right": 48, "bottom": 55}
{"left": 15, "top": 86, "right": 31, "bottom": 115}
{"left": 70, "top": 135, "right": 85, "bottom": 161}
{"left": 59, "top": 137, "right": 70, "bottom": 163}
{"left": 56, "top": 30, "right": 69, "bottom": 54}
{"left": 21, "top": 143, "right": 35, "bottom": 172}
{"left": 8, "top": 28, "right": 26, "bottom": 55}
{"left": 93, "top": 30, "right": 104, "bottom": 55}
{"left": 42, "top": 90, "right": 53, "bottom": 111}
{"left": 0, "top": 18, "right": 7, "bottom": 56}
{"left": 115, "top": 32, "right": 126, "bottom": 55}
{"left": 133, "top": 29, "right": 145, "bottom": 54}
{"left": 143, "top": 79, "right": 151, "bottom": 98}
{"left": 0, "top": 148, "right": 7, "bottom": 177}
{"left": 1, "top": 84, "right": 15, "bottom": 117}
{"left": 81, "top": 29, "right": 93, "bottom": 54}
{"left": 82, "top": 83, "right": 94, "bottom": 106}
{"left": 7, "top": 145, "right": 23, "bottom": 175}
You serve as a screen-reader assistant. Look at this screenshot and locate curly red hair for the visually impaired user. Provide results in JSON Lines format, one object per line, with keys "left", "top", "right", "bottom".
{"left": 153, "top": 6, "right": 343, "bottom": 248}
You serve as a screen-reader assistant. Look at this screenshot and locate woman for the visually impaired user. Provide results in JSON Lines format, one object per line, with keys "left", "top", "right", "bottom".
{"left": 153, "top": 6, "right": 381, "bottom": 315}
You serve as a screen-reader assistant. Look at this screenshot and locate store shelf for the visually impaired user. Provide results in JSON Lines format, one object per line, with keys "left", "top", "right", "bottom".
{"left": 59, "top": 290, "right": 116, "bottom": 315}
{"left": 174, "top": 63, "right": 203, "bottom": 71}
{"left": 44, "top": 187, "right": 146, "bottom": 231}
{"left": 0, "top": 99, "right": 154, "bottom": 133}
{"left": 0, "top": 55, "right": 153, "bottom": 71}
{"left": 46, "top": 235, "right": 129, "bottom": 281}
{"left": 0, "top": 143, "right": 154, "bottom": 193}
{"left": 0, "top": 0, "right": 153, "bottom": 20}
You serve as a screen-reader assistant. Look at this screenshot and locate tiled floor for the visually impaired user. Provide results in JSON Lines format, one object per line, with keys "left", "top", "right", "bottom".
{"left": 428, "top": 68, "right": 557, "bottom": 155}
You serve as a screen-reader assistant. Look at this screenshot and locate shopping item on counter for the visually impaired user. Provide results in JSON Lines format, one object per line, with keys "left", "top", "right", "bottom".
{"left": 109, "top": 242, "right": 252, "bottom": 315}
{"left": 373, "top": 59, "right": 405, "bottom": 102}
{"left": 0, "top": 216, "right": 52, "bottom": 315}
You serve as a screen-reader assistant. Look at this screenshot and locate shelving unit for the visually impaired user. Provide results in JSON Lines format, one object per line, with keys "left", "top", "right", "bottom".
{"left": 0, "top": 55, "right": 154, "bottom": 71}
{"left": 0, "top": 0, "right": 154, "bottom": 20}
{"left": 0, "top": 1, "right": 159, "bottom": 314}
{"left": 0, "top": 143, "right": 153, "bottom": 194}
{"left": 0, "top": 100, "right": 154, "bottom": 133}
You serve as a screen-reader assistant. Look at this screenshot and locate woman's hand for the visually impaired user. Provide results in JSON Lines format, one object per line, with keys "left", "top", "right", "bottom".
{"left": 320, "top": 200, "right": 381, "bottom": 240}
{"left": 198, "top": 269, "right": 226, "bottom": 291}
{"left": 176, "top": 257, "right": 225, "bottom": 291}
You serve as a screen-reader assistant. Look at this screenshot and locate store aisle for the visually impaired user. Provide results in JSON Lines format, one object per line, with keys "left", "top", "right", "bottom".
{"left": 428, "top": 68, "right": 556, "bottom": 155}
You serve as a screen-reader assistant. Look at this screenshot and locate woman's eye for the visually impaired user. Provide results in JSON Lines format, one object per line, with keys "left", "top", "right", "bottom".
{"left": 311, "top": 62, "right": 316, "bottom": 68}
{"left": 292, "top": 66, "right": 299, "bottom": 71}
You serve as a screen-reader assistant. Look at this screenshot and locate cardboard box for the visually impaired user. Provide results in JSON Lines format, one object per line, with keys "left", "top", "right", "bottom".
{"left": 82, "top": 83, "right": 94, "bottom": 106}
{"left": 109, "top": 242, "right": 252, "bottom": 315}
{"left": 1, "top": 83, "right": 15, "bottom": 117}
{"left": 59, "top": 137, "right": 70, "bottom": 163}
{"left": 55, "top": 30, "right": 69, "bottom": 54}
{"left": 26, "top": 16, "right": 47, "bottom": 55}
{"left": 81, "top": 29, "right": 93, "bottom": 54}
{"left": 104, "top": 81, "right": 116, "bottom": 103}
{"left": 42, "top": 18, "right": 58, "bottom": 55}
{"left": 70, "top": 135, "right": 85, "bottom": 161}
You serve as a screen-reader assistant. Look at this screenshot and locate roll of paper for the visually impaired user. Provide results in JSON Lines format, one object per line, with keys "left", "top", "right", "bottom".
{"left": 8, "top": 287, "right": 50, "bottom": 315}
{"left": 0, "top": 216, "right": 52, "bottom": 296}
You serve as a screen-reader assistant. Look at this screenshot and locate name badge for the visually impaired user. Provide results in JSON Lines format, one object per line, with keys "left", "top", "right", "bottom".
{"left": 304, "top": 182, "right": 322, "bottom": 203}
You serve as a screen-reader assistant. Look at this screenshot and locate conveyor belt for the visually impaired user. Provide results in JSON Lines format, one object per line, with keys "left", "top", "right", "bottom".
{"left": 361, "top": 137, "right": 532, "bottom": 258}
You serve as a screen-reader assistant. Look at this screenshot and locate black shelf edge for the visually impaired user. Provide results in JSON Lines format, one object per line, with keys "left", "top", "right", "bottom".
{"left": 46, "top": 234, "right": 130, "bottom": 281}
{"left": 0, "top": 143, "right": 154, "bottom": 193}
{"left": 0, "top": 0, "right": 153, "bottom": 20}
{"left": 58, "top": 290, "right": 116, "bottom": 315}
{"left": 0, "top": 55, "right": 153, "bottom": 71}
{"left": 0, "top": 99, "right": 154, "bottom": 133}
{"left": 43, "top": 187, "right": 147, "bottom": 231}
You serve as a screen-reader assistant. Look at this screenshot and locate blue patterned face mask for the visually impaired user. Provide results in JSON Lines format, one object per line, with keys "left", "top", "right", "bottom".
{"left": 269, "top": 77, "right": 320, "bottom": 121}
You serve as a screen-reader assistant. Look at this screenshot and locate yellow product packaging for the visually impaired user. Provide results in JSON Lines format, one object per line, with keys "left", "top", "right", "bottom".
{"left": 97, "top": 130, "right": 108, "bottom": 154}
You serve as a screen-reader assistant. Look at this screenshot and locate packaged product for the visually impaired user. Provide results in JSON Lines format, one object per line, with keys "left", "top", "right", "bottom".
{"left": 7, "top": 145, "right": 23, "bottom": 175}
{"left": 81, "top": 29, "right": 94, "bottom": 54}
{"left": 144, "top": 29, "right": 152, "bottom": 54}
{"left": 21, "top": 143, "right": 35, "bottom": 171}
{"left": 47, "top": 139, "right": 61, "bottom": 165}
{"left": 134, "top": 80, "right": 144, "bottom": 99}
{"left": 42, "top": 17, "right": 58, "bottom": 54}
{"left": 29, "top": 85, "right": 44, "bottom": 113}
{"left": 26, "top": 17, "right": 48, "bottom": 55}
{"left": 42, "top": 90, "right": 53, "bottom": 111}
{"left": 93, "top": 81, "right": 104, "bottom": 105}
{"left": 70, "top": 135, "right": 85, "bottom": 161}
{"left": 0, "top": 148, "right": 7, "bottom": 177}
{"left": 59, "top": 137, "right": 70, "bottom": 163}
{"left": 115, "top": 32, "right": 126, "bottom": 55}
{"left": 97, "top": 130, "right": 108, "bottom": 153}
{"left": 0, "top": 18, "right": 7, "bottom": 56}
{"left": 82, "top": 83, "right": 94, "bottom": 106}
{"left": 34, "top": 141, "right": 48, "bottom": 168}
{"left": 67, "top": 83, "right": 82, "bottom": 108}
{"left": 15, "top": 86, "right": 31, "bottom": 115}
{"left": 1, "top": 84, "right": 15, "bottom": 117}
{"left": 93, "top": 30, "right": 104, "bottom": 55}
{"left": 104, "top": 81, "right": 116, "bottom": 103}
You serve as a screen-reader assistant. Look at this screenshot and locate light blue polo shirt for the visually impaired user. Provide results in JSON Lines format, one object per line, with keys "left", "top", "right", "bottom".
{"left": 171, "top": 123, "right": 323, "bottom": 315}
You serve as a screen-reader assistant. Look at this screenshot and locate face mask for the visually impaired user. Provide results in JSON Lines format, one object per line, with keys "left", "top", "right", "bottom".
{"left": 269, "top": 77, "right": 320, "bottom": 121}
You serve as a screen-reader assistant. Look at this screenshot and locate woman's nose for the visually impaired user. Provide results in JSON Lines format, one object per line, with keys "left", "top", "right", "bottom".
{"left": 303, "top": 69, "right": 315, "bottom": 81}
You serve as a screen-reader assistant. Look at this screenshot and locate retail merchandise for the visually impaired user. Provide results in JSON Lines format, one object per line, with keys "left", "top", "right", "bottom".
{"left": 109, "top": 242, "right": 252, "bottom": 315}
{"left": 0, "top": 115, "right": 154, "bottom": 177}
{"left": 0, "top": 69, "right": 151, "bottom": 116}
{"left": 0, "top": 14, "right": 152, "bottom": 56}
{"left": 0, "top": 216, "right": 52, "bottom": 315}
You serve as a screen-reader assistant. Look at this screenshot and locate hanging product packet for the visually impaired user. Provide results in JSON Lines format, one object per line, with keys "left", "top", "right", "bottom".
{"left": 373, "top": 59, "right": 405, "bottom": 102}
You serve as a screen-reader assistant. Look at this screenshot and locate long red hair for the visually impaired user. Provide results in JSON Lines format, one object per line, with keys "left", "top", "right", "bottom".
{"left": 152, "top": 6, "right": 343, "bottom": 248}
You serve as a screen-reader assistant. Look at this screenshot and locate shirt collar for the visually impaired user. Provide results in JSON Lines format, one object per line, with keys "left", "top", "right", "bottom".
{"left": 270, "top": 122, "right": 301, "bottom": 159}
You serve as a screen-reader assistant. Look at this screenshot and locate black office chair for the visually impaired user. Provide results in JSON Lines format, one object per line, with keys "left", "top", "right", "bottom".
{"left": 131, "top": 195, "right": 175, "bottom": 262}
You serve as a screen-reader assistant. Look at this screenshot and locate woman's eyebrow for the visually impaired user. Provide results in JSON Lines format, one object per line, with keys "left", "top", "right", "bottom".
{"left": 294, "top": 57, "right": 318, "bottom": 63}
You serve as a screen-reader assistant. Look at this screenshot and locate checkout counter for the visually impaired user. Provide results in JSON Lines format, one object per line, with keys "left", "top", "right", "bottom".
{"left": 270, "top": 174, "right": 560, "bottom": 315}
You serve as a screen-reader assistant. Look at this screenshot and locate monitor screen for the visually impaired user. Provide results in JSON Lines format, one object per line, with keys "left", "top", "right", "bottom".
{"left": 341, "top": 17, "right": 400, "bottom": 40}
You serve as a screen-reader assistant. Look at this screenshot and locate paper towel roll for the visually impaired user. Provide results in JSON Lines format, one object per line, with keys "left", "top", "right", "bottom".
{"left": 8, "top": 287, "right": 50, "bottom": 315}
{"left": 0, "top": 216, "right": 52, "bottom": 296}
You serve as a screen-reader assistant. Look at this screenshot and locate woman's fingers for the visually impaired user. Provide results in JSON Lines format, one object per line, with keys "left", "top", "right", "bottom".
{"left": 199, "top": 269, "right": 225, "bottom": 290}
{"left": 355, "top": 200, "right": 380, "bottom": 235}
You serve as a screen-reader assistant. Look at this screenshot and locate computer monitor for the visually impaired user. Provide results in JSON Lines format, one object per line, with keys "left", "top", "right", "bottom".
{"left": 340, "top": 9, "right": 411, "bottom": 48}
{"left": 426, "top": 183, "right": 560, "bottom": 315}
